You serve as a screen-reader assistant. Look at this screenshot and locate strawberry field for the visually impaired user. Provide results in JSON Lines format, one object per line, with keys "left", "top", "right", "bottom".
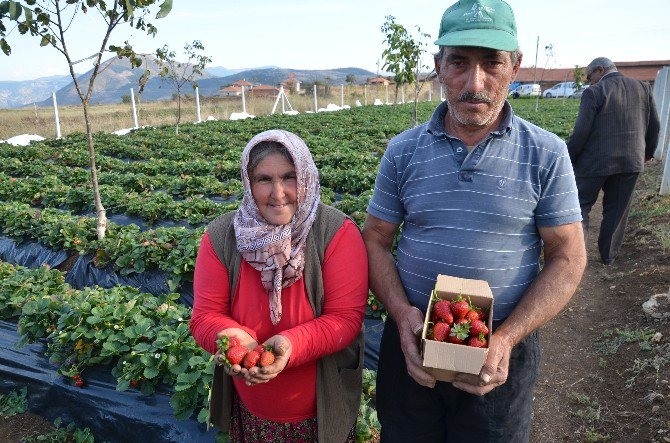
{"left": 0, "top": 99, "right": 587, "bottom": 441}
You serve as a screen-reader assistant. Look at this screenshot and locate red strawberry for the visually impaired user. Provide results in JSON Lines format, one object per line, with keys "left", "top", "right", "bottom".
{"left": 226, "top": 345, "right": 248, "bottom": 366}
{"left": 469, "top": 319, "right": 489, "bottom": 337}
{"left": 433, "top": 300, "right": 454, "bottom": 323}
{"left": 229, "top": 337, "right": 241, "bottom": 348}
{"left": 477, "top": 308, "right": 487, "bottom": 321}
{"left": 450, "top": 297, "right": 470, "bottom": 319}
{"left": 465, "top": 309, "right": 481, "bottom": 322}
{"left": 432, "top": 322, "right": 451, "bottom": 342}
{"left": 130, "top": 379, "right": 138, "bottom": 388}
{"left": 259, "top": 350, "right": 276, "bottom": 367}
{"left": 74, "top": 379, "right": 85, "bottom": 388}
{"left": 448, "top": 322, "right": 470, "bottom": 344}
{"left": 468, "top": 333, "right": 488, "bottom": 348}
{"left": 254, "top": 345, "right": 265, "bottom": 354}
{"left": 243, "top": 350, "right": 261, "bottom": 369}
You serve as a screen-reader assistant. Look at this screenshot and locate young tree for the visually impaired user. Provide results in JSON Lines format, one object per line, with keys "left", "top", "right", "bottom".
{"left": 345, "top": 73, "right": 356, "bottom": 85}
{"left": 156, "top": 39, "right": 210, "bottom": 135}
{"left": 573, "top": 65, "right": 584, "bottom": 90}
{"left": 0, "top": 0, "right": 172, "bottom": 239}
{"left": 380, "top": 15, "right": 431, "bottom": 126}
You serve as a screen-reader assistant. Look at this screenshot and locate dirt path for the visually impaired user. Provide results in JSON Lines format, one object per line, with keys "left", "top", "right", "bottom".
{"left": 531, "top": 191, "right": 670, "bottom": 442}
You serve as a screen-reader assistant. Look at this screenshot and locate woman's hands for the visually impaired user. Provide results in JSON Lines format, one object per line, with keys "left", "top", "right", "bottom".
{"left": 242, "top": 334, "right": 292, "bottom": 386}
{"left": 215, "top": 328, "right": 258, "bottom": 378}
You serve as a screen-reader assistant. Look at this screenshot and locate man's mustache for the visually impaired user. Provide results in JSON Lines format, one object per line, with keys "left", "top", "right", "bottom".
{"left": 458, "top": 92, "right": 492, "bottom": 103}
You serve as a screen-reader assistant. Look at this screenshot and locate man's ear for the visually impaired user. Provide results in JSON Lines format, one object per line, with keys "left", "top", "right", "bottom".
{"left": 434, "top": 56, "right": 442, "bottom": 77}
{"left": 511, "top": 51, "right": 523, "bottom": 79}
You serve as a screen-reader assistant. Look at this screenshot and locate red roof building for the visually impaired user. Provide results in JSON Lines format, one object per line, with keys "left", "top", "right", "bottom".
{"left": 250, "top": 84, "right": 279, "bottom": 97}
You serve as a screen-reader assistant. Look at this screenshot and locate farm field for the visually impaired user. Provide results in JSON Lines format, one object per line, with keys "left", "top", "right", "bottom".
{"left": 0, "top": 98, "right": 668, "bottom": 442}
{"left": 0, "top": 84, "right": 432, "bottom": 141}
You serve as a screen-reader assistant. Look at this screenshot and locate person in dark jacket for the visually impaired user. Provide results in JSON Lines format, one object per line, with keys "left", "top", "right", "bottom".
{"left": 567, "top": 57, "right": 660, "bottom": 265}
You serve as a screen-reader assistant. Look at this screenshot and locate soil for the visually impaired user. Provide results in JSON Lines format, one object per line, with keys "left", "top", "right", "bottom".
{"left": 1, "top": 164, "right": 668, "bottom": 443}
{"left": 531, "top": 162, "right": 670, "bottom": 443}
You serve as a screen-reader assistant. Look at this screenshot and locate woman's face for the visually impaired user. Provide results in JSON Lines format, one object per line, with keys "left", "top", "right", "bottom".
{"left": 250, "top": 153, "right": 298, "bottom": 225}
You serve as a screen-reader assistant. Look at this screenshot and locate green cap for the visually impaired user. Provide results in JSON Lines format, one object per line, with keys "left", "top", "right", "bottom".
{"left": 434, "top": 0, "right": 518, "bottom": 51}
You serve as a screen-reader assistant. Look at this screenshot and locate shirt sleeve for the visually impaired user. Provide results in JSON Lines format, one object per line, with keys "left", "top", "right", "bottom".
{"left": 535, "top": 143, "right": 583, "bottom": 227}
{"left": 646, "top": 88, "right": 661, "bottom": 160}
{"left": 567, "top": 87, "right": 598, "bottom": 163}
{"left": 189, "top": 231, "right": 257, "bottom": 355}
{"left": 281, "top": 219, "right": 368, "bottom": 367}
{"left": 366, "top": 142, "right": 405, "bottom": 224}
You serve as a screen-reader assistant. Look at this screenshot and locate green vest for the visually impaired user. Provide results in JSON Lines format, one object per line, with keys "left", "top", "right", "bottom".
{"left": 206, "top": 203, "right": 364, "bottom": 443}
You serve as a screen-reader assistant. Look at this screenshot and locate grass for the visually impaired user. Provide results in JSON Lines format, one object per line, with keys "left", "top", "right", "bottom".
{"left": 0, "top": 84, "right": 436, "bottom": 140}
{"left": 594, "top": 327, "right": 656, "bottom": 355}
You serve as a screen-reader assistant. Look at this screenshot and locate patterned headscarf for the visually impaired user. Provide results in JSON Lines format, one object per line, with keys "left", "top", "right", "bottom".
{"left": 233, "top": 130, "right": 321, "bottom": 325}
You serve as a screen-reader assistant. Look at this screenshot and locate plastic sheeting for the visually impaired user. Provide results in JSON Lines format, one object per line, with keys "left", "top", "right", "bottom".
{"left": 0, "top": 236, "right": 68, "bottom": 269}
{"left": 363, "top": 317, "right": 384, "bottom": 371}
{"left": 0, "top": 320, "right": 216, "bottom": 442}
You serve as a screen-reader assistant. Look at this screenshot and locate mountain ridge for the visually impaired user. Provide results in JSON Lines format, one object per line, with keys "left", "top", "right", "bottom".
{"left": 1, "top": 57, "right": 378, "bottom": 108}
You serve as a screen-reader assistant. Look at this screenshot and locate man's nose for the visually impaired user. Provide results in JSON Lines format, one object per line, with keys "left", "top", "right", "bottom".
{"left": 465, "top": 65, "right": 486, "bottom": 92}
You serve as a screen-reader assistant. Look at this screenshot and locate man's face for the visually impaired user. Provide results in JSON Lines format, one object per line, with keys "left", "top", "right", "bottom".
{"left": 435, "top": 46, "right": 521, "bottom": 131}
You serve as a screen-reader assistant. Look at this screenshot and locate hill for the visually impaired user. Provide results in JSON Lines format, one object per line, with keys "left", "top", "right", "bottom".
{"left": 27, "top": 58, "right": 377, "bottom": 107}
{"left": 0, "top": 75, "right": 71, "bottom": 108}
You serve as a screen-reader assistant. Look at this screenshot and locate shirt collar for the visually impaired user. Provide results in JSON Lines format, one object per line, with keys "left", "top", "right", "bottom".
{"left": 426, "top": 100, "right": 514, "bottom": 138}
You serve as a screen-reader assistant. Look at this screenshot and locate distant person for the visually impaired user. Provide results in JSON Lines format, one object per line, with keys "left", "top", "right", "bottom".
{"left": 190, "top": 129, "right": 367, "bottom": 442}
{"left": 362, "top": 0, "right": 587, "bottom": 441}
{"left": 567, "top": 57, "right": 660, "bottom": 265}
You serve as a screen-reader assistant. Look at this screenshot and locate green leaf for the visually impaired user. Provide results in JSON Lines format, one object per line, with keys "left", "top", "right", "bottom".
{"left": 143, "top": 366, "right": 159, "bottom": 379}
{"left": 0, "top": 39, "right": 10, "bottom": 56}
{"left": 8, "top": 1, "right": 21, "bottom": 20}
{"left": 39, "top": 35, "right": 50, "bottom": 47}
{"left": 155, "top": 0, "right": 172, "bottom": 19}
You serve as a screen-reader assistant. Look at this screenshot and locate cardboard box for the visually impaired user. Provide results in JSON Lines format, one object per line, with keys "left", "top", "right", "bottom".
{"left": 421, "top": 274, "right": 493, "bottom": 382}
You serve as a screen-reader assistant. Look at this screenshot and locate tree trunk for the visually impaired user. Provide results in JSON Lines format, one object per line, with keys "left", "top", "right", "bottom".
{"left": 82, "top": 100, "right": 107, "bottom": 239}
{"left": 176, "top": 93, "right": 181, "bottom": 135}
{"left": 413, "top": 81, "right": 419, "bottom": 127}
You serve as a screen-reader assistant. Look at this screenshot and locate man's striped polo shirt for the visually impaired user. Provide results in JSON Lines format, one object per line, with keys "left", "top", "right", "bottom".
{"left": 367, "top": 100, "right": 582, "bottom": 323}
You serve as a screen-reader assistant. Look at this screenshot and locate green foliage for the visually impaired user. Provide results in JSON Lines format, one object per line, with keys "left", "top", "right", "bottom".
{"left": 574, "top": 65, "right": 584, "bottom": 90}
{"left": 0, "top": 386, "right": 28, "bottom": 417}
{"left": 594, "top": 327, "right": 657, "bottom": 355}
{"left": 1, "top": 262, "right": 213, "bottom": 421}
{"left": 357, "top": 369, "right": 380, "bottom": 442}
{"left": 21, "top": 416, "right": 96, "bottom": 443}
{"left": 156, "top": 39, "right": 212, "bottom": 134}
{"left": 380, "top": 15, "right": 431, "bottom": 126}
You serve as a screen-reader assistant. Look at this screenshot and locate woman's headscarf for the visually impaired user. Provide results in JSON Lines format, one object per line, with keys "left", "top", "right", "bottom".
{"left": 233, "top": 130, "right": 321, "bottom": 325}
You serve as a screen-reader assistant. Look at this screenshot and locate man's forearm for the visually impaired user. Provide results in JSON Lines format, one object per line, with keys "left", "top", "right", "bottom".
{"left": 494, "top": 228, "right": 587, "bottom": 346}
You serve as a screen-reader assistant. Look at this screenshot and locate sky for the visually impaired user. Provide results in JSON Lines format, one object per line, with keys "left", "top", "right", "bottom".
{"left": 1, "top": 0, "right": 669, "bottom": 81}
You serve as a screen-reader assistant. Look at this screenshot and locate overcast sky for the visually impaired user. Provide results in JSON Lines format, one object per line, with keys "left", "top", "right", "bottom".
{"left": 1, "top": 0, "right": 669, "bottom": 81}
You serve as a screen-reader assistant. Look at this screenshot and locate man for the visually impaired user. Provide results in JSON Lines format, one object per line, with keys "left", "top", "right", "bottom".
{"left": 567, "top": 57, "right": 660, "bottom": 265}
{"left": 362, "top": 0, "right": 587, "bottom": 440}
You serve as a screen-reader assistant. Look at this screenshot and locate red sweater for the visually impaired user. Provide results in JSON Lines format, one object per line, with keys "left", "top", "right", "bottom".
{"left": 190, "top": 219, "right": 367, "bottom": 422}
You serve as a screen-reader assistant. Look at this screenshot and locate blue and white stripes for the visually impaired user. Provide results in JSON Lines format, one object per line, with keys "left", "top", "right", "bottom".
{"left": 367, "top": 101, "right": 582, "bottom": 322}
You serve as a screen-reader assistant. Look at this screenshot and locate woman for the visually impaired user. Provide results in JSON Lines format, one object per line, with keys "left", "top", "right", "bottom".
{"left": 190, "top": 129, "right": 367, "bottom": 443}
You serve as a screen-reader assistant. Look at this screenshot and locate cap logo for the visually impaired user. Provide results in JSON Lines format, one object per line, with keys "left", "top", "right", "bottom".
{"left": 463, "top": 3, "right": 494, "bottom": 23}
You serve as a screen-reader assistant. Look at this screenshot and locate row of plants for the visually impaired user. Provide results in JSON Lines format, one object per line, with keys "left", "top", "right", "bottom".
{"left": 0, "top": 171, "right": 370, "bottom": 226}
{"left": 0, "top": 202, "right": 202, "bottom": 289}
{"left": 0, "top": 260, "right": 381, "bottom": 440}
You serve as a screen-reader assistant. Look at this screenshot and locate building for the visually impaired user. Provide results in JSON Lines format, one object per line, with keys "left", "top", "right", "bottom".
{"left": 515, "top": 60, "right": 670, "bottom": 90}
{"left": 368, "top": 76, "right": 391, "bottom": 86}
{"left": 250, "top": 84, "right": 279, "bottom": 97}
{"left": 280, "top": 73, "right": 301, "bottom": 93}
{"left": 219, "top": 85, "right": 243, "bottom": 97}
{"left": 232, "top": 79, "right": 253, "bottom": 91}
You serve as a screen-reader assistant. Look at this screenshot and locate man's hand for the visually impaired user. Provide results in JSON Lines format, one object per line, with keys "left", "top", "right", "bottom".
{"left": 243, "top": 334, "right": 292, "bottom": 386}
{"left": 451, "top": 333, "right": 514, "bottom": 396}
{"left": 397, "top": 305, "right": 436, "bottom": 388}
